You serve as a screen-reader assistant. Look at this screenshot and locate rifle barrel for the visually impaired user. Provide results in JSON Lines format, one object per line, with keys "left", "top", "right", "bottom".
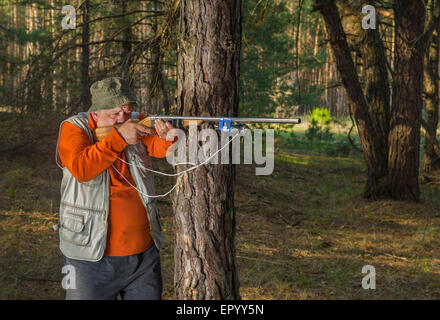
{"left": 150, "top": 115, "right": 301, "bottom": 124}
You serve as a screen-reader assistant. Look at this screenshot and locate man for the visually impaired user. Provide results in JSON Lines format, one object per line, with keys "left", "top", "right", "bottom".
{"left": 55, "top": 77, "right": 175, "bottom": 300}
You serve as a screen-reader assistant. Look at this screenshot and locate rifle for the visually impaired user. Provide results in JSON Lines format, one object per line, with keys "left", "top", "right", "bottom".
{"left": 94, "top": 115, "right": 302, "bottom": 141}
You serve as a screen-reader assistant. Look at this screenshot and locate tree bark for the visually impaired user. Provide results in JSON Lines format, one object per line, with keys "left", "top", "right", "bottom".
{"left": 119, "top": 0, "right": 134, "bottom": 80}
{"left": 388, "top": 0, "right": 426, "bottom": 201}
{"left": 313, "top": 0, "right": 390, "bottom": 200}
{"left": 81, "top": 0, "right": 91, "bottom": 110}
{"left": 423, "top": 18, "right": 440, "bottom": 172}
{"left": 173, "top": 0, "right": 241, "bottom": 300}
{"left": 355, "top": 5, "right": 391, "bottom": 198}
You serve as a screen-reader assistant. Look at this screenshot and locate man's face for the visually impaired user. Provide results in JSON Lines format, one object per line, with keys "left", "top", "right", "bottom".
{"left": 91, "top": 103, "right": 132, "bottom": 127}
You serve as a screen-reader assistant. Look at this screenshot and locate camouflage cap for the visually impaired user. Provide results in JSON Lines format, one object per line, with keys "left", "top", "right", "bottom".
{"left": 88, "top": 77, "right": 138, "bottom": 113}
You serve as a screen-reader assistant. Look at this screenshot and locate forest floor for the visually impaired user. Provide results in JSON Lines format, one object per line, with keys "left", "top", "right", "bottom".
{"left": 0, "top": 120, "right": 440, "bottom": 299}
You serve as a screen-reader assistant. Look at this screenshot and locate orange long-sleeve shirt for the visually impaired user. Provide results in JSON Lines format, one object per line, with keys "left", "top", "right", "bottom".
{"left": 58, "top": 113, "right": 174, "bottom": 256}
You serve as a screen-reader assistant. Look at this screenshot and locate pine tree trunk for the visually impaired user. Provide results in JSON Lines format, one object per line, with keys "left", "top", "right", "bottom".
{"left": 423, "top": 26, "right": 440, "bottom": 172}
{"left": 81, "top": 0, "right": 91, "bottom": 111}
{"left": 149, "top": 0, "right": 162, "bottom": 115}
{"left": 120, "top": 0, "right": 133, "bottom": 80}
{"left": 388, "top": 0, "right": 426, "bottom": 201}
{"left": 314, "top": 0, "right": 390, "bottom": 200}
{"left": 173, "top": 0, "right": 241, "bottom": 300}
{"left": 357, "top": 14, "right": 391, "bottom": 198}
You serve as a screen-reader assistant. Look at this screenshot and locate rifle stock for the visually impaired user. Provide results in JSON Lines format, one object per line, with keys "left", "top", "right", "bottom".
{"left": 93, "top": 117, "right": 204, "bottom": 141}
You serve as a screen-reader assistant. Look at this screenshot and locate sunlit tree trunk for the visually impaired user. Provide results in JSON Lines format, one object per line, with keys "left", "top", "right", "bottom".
{"left": 423, "top": 24, "right": 440, "bottom": 172}
{"left": 173, "top": 0, "right": 241, "bottom": 300}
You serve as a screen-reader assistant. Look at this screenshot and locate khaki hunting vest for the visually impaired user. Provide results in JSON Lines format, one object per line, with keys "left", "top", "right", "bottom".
{"left": 55, "top": 112, "right": 164, "bottom": 261}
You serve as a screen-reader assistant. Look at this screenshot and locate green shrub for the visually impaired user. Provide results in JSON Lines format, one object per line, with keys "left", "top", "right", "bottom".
{"left": 306, "top": 108, "right": 334, "bottom": 155}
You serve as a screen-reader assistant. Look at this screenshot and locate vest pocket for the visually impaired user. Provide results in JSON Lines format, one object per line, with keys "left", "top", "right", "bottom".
{"left": 79, "top": 172, "right": 104, "bottom": 187}
{"left": 60, "top": 208, "right": 92, "bottom": 246}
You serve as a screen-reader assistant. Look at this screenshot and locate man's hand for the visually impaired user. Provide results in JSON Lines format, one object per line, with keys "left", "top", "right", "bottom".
{"left": 117, "top": 119, "right": 155, "bottom": 145}
{"left": 155, "top": 119, "right": 174, "bottom": 140}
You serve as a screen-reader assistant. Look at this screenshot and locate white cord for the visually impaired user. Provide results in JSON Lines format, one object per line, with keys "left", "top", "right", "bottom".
{"left": 112, "top": 132, "right": 241, "bottom": 198}
{"left": 111, "top": 164, "right": 179, "bottom": 198}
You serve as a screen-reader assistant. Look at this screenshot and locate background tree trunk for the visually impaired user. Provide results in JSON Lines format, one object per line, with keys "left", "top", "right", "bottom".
{"left": 313, "top": 0, "right": 390, "bottom": 200}
{"left": 172, "top": 0, "right": 241, "bottom": 300}
{"left": 423, "top": 24, "right": 440, "bottom": 173}
{"left": 81, "top": 0, "right": 91, "bottom": 111}
{"left": 388, "top": 0, "right": 426, "bottom": 201}
{"left": 356, "top": 6, "right": 391, "bottom": 199}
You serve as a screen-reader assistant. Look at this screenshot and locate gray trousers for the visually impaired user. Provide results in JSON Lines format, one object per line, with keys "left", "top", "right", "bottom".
{"left": 63, "top": 244, "right": 162, "bottom": 300}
